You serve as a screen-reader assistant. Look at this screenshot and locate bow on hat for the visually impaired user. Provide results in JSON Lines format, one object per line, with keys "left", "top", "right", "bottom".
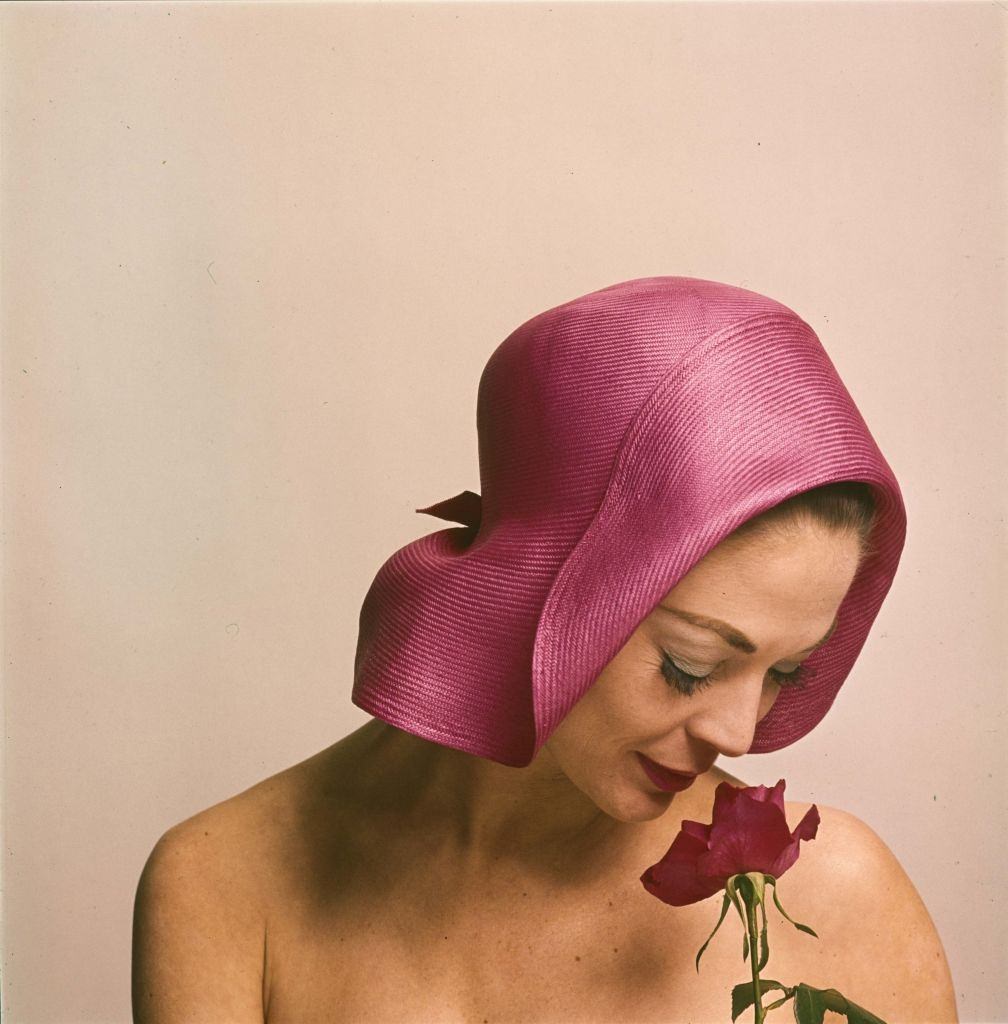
{"left": 416, "top": 489, "right": 482, "bottom": 530}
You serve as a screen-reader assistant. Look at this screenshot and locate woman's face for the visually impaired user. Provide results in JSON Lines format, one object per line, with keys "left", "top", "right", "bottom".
{"left": 540, "top": 518, "right": 864, "bottom": 822}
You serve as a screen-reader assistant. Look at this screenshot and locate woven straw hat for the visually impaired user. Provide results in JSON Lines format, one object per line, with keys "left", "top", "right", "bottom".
{"left": 352, "top": 276, "right": 906, "bottom": 766}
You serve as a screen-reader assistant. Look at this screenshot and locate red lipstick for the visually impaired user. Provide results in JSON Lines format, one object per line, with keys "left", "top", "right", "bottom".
{"left": 636, "top": 752, "right": 698, "bottom": 793}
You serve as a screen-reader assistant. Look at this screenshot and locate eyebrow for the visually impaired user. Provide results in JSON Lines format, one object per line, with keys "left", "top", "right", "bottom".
{"left": 655, "top": 606, "right": 839, "bottom": 655}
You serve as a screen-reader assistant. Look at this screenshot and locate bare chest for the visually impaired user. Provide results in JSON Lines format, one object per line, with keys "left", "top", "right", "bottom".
{"left": 262, "top": 877, "right": 793, "bottom": 1024}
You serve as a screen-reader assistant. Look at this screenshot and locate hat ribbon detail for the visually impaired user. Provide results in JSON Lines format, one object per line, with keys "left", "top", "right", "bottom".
{"left": 415, "top": 489, "right": 482, "bottom": 529}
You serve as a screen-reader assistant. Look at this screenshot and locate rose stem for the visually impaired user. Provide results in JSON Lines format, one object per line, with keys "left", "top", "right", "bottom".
{"left": 744, "top": 893, "right": 766, "bottom": 1024}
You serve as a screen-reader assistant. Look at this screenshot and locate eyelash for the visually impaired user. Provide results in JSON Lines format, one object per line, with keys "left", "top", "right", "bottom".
{"left": 659, "top": 650, "right": 809, "bottom": 698}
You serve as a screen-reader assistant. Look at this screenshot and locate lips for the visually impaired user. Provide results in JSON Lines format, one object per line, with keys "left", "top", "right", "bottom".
{"left": 636, "top": 752, "right": 699, "bottom": 793}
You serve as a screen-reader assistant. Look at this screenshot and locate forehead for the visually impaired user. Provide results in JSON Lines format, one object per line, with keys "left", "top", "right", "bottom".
{"left": 652, "top": 526, "right": 861, "bottom": 632}
{"left": 689, "top": 520, "right": 861, "bottom": 580}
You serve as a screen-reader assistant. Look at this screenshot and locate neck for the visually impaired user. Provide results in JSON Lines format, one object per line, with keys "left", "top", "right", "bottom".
{"left": 352, "top": 720, "right": 656, "bottom": 884}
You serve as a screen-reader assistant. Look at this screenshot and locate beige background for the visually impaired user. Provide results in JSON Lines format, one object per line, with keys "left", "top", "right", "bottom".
{"left": 2, "top": 1, "right": 1005, "bottom": 1021}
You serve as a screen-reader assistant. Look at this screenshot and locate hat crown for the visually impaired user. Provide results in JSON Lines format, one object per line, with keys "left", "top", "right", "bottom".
{"left": 474, "top": 277, "right": 795, "bottom": 533}
{"left": 352, "top": 277, "right": 906, "bottom": 765}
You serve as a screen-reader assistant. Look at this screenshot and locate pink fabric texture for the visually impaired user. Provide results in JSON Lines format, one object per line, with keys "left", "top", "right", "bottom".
{"left": 352, "top": 276, "right": 907, "bottom": 767}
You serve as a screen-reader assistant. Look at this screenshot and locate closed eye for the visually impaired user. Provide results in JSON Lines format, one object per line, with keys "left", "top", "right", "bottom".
{"left": 659, "top": 650, "right": 810, "bottom": 698}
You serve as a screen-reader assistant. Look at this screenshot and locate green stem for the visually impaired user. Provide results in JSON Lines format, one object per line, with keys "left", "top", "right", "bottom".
{"left": 744, "top": 894, "right": 765, "bottom": 1024}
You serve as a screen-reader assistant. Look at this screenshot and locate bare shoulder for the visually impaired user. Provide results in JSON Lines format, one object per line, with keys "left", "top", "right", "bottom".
{"left": 779, "top": 801, "right": 959, "bottom": 1024}
{"left": 131, "top": 751, "right": 326, "bottom": 1023}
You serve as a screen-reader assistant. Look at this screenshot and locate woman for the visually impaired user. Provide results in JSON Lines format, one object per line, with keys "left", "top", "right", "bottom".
{"left": 132, "top": 277, "right": 958, "bottom": 1023}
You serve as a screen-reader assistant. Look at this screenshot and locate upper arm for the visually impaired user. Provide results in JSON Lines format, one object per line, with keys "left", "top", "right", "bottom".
{"left": 132, "top": 813, "right": 267, "bottom": 1024}
{"left": 791, "top": 804, "right": 958, "bottom": 1024}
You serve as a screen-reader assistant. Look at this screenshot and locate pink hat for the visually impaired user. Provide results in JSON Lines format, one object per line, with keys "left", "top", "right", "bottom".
{"left": 352, "top": 276, "right": 906, "bottom": 766}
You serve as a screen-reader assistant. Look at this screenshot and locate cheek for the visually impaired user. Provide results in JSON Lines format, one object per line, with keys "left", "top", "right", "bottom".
{"left": 757, "top": 683, "right": 782, "bottom": 720}
{"left": 555, "top": 636, "right": 689, "bottom": 750}
{"left": 558, "top": 676, "right": 663, "bottom": 754}
{"left": 593, "top": 676, "right": 682, "bottom": 747}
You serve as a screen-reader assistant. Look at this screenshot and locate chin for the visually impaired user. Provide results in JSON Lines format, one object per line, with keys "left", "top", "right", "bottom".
{"left": 594, "top": 785, "right": 676, "bottom": 823}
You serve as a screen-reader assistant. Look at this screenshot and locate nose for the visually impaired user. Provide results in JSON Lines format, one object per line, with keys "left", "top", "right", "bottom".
{"left": 683, "top": 673, "right": 773, "bottom": 758}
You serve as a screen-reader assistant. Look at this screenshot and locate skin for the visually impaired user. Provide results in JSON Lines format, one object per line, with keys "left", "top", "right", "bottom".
{"left": 536, "top": 515, "right": 859, "bottom": 828}
{"left": 342, "top": 516, "right": 861, "bottom": 879}
{"left": 132, "top": 518, "right": 959, "bottom": 1023}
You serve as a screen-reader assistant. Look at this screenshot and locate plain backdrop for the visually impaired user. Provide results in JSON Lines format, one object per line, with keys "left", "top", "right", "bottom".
{"left": 2, "top": 1, "right": 1005, "bottom": 1022}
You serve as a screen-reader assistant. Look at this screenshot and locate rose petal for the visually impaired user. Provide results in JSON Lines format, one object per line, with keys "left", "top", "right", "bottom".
{"left": 640, "top": 780, "right": 817, "bottom": 908}
{"left": 743, "top": 779, "right": 787, "bottom": 813}
{"left": 681, "top": 819, "right": 712, "bottom": 844}
{"left": 704, "top": 791, "right": 794, "bottom": 875}
{"left": 763, "top": 805, "right": 820, "bottom": 877}
{"left": 641, "top": 823, "right": 721, "bottom": 906}
{"left": 642, "top": 862, "right": 726, "bottom": 906}
{"left": 711, "top": 781, "right": 744, "bottom": 819}
{"left": 764, "top": 838, "right": 802, "bottom": 878}
{"left": 765, "top": 779, "right": 787, "bottom": 813}
{"left": 792, "top": 804, "right": 820, "bottom": 843}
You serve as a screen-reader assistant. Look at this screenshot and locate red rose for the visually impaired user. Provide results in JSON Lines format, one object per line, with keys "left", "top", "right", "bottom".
{"left": 641, "top": 779, "right": 820, "bottom": 907}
